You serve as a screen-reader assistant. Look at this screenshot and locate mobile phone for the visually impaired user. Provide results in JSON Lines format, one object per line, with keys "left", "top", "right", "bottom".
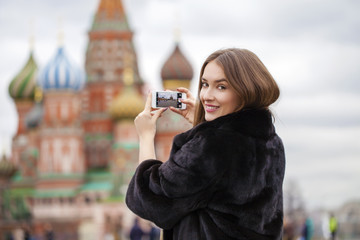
{"left": 151, "top": 91, "right": 187, "bottom": 109}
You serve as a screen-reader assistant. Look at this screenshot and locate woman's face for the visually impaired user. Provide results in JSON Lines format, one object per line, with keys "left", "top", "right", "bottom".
{"left": 200, "top": 60, "right": 241, "bottom": 121}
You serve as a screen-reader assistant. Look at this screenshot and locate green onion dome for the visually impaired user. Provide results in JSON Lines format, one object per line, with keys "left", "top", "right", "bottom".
{"left": 8, "top": 52, "right": 38, "bottom": 100}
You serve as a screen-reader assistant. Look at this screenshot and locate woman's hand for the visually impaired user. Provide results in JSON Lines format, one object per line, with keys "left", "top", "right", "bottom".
{"left": 135, "top": 92, "right": 167, "bottom": 163}
{"left": 169, "top": 87, "right": 196, "bottom": 124}
{"left": 135, "top": 92, "right": 167, "bottom": 141}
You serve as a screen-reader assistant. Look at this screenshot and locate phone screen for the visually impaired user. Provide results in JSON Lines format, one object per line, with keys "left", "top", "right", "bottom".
{"left": 156, "top": 91, "right": 183, "bottom": 108}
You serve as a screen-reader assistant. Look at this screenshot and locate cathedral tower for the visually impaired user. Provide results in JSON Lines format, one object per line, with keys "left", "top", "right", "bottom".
{"left": 108, "top": 65, "right": 144, "bottom": 197}
{"left": 36, "top": 45, "right": 85, "bottom": 190}
{"left": 82, "top": 0, "right": 142, "bottom": 169}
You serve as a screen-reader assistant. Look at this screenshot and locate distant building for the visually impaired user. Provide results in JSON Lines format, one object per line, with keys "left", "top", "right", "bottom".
{"left": 2, "top": 0, "right": 193, "bottom": 239}
{"left": 337, "top": 200, "right": 360, "bottom": 239}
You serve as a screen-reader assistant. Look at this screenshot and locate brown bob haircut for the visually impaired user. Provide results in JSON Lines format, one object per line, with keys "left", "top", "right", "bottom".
{"left": 193, "top": 48, "right": 280, "bottom": 126}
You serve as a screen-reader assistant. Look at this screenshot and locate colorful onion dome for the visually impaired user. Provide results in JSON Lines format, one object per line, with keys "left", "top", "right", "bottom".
{"left": 161, "top": 43, "right": 193, "bottom": 81}
{"left": 109, "top": 87, "right": 144, "bottom": 120}
{"left": 38, "top": 47, "right": 84, "bottom": 91}
{"left": 8, "top": 52, "right": 38, "bottom": 99}
{"left": 109, "top": 68, "right": 144, "bottom": 120}
{"left": 0, "top": 154, "right": 17, "bottom": 181}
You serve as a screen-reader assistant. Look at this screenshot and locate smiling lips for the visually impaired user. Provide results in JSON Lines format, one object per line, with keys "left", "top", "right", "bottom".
{"left": 205, "top": 104, "right": 219, "bottom": 112}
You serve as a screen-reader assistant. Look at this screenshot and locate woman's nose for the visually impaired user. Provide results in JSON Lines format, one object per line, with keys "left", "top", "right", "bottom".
{"left": 203, "top": 88, "right": 215, "bottom": 101}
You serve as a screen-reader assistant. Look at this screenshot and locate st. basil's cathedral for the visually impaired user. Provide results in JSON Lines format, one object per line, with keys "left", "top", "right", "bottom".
{"left": 0, "top": 0, "right": 193, "bottom": 239}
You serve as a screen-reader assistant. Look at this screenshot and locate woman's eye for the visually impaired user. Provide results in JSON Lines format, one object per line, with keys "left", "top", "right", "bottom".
{"left": 218, "top": 85, "right": 226, "bottom": 90}
{"left": 201, "top": 82, "right": 208, "bottom": 87}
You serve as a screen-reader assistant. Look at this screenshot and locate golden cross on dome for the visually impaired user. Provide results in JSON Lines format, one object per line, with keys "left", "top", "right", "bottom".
{"left": 29, "top": 18, "right": 35, "bottom": 52}
{"left": 57, "top": 17, "right": 64, "bottom": 47}
{"left": 173, "top": 7, "right": 181, "bottom": 43}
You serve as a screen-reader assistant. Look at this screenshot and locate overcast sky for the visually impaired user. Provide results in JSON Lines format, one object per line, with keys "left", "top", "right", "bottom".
{"left": 1, "top": 0, "right": 360, "bottom": 211}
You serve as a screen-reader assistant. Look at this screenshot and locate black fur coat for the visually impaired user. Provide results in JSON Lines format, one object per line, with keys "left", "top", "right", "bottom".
{"left": 126, "top": 109, "right": 285, "bottom": 240}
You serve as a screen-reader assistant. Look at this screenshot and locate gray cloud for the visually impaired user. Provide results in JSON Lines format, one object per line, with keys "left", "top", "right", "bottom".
{"left": 175, "top": 0, "right": 360, "bottom": 44}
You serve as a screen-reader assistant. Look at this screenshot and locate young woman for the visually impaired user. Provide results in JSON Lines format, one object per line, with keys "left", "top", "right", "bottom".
{"left": 126, "top": 48, "right": 285, "bottom": 240}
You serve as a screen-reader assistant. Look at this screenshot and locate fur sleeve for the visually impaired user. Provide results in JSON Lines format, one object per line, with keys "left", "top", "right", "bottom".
{"left": 125, "top": 130, "right": 228, "bottom": 229}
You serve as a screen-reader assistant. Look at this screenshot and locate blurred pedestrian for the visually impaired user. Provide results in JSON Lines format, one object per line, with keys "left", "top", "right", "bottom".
{"left": 329, "top": 213, "right": 338, "bottom": 240}
{"left": 44, "top": 223, "right": 54, "bottom": 240}
{"left": 129, "top": 218, "right": 144, "bottom": 240}
{"left": 300, "top": 217, "right": 314, "bottom": 240}
{"left": 25, "top": 224, "right": 39, "bottom": 240}
{"left": 283, "top": 218, "right": 295, "bottom": 240}
{"left": 149, "top": 223, "right": 160, "bottom": 240}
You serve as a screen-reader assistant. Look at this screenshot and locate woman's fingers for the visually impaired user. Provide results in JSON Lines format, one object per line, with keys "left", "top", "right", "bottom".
{"left": 176, "top": 87, "right": 189, "bottom": 93}
{"left": 152, "top": 108, "right": 167, "bottom": 122}
{"left": 177, "top": 87, "right": 194, "bottom": 98}
{"left": 180, "top": 98, "right": 194, "bottom": 106}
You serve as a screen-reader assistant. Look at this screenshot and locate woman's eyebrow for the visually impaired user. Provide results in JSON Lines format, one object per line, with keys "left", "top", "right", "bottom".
{"left": 215, "top": 79, "right": 227, "bottom": 83}
{"left": 201, "top": 77, "right": 227, "bottom": 83}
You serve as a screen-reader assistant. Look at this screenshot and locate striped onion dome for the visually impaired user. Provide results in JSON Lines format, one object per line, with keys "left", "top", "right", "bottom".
{"left": 38, "top": 47, "right": 84, "bottom": 91}
{"left": 161, "top": 43, "right": 193, "bottom": 81}
{"left": 8, "top": 52, "right": 38, "bottom": 99}
{"left": 0, "top": 154, "right": 17, "bottom": 181}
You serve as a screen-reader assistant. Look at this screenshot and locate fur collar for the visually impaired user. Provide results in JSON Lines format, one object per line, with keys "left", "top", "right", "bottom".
{"left": 187, "top": 108, "right": 275, "bottom": 140}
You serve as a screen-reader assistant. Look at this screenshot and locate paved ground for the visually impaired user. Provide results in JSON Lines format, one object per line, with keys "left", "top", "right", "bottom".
{"left": 157, "top": 99, "right": 178, "bottom": 108}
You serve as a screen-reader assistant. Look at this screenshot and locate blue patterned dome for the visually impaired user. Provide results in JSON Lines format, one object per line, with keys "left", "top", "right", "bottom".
{"left": 39, "top": 47, "right": 84, "bottom": 91}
